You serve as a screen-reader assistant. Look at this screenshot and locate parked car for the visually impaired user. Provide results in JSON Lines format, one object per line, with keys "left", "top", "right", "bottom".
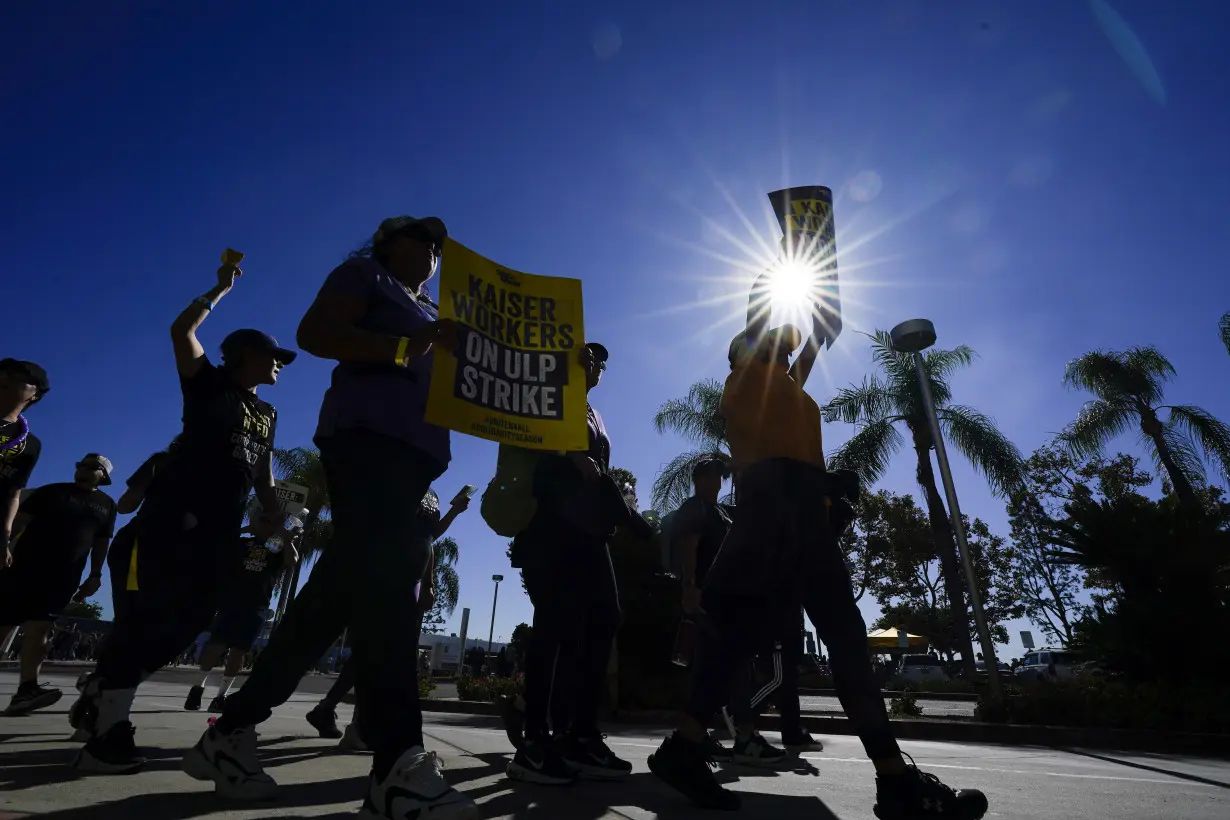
{"left": 974, "top": 660, "right": 1014, "bottom": 680}
{"left": 893, "top": 654, "right": 948, "bottom": 684}
{"left": 1018, "top": 649, "right": 1080, "bottom": 681}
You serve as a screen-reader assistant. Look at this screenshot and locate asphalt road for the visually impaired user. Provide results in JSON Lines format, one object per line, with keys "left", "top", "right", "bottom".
{"left": 1, "top": 672, "right": 1226, "bottom": 819}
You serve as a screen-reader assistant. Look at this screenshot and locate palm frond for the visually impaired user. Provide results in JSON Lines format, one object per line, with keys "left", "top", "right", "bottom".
{"left": 1059, "top": 400, "right": 1137, "bottom": 460}
{"left": 434, "top": 563, "right": 460, "bottom": 616}
{"left": 433, "top": 536, "right": 461, "bottom": 567}
{"left": 924, "top": 344, "right": 977, "bottom": 382}
{"left": 652, "top": 379, "right": 727, "bottom": 449}
{"left": 867, "top": 330, "right": 913, "bottom": 387}
{"left": 651, "top": 449, "right": 728, "bottom": 512}
{"left": 1144, "top": 425, "right": 1206, "bottom": 486}
{"left": 1121, "top": 346, "right": 1177, "bottom": 404}
{"left": 1220, "top": 312, "right": 1230, "bottom": 357}
{"left": 822, "top": 376, "right": 895, "bottom": 425}
{"left": 937, "top": 405, "right": 1025, "bottom": 497}
{"left": 1063, "top": 347, "right": 1174, "bottom": 407}
{"left": 272, "top": 446, "right": 331, "bottom": 517}
{"left": 1165, "top": 405, "right": 1230, "bottom": 485}
{"left": 827, "top": 417, "right": 905, "bottom": 486}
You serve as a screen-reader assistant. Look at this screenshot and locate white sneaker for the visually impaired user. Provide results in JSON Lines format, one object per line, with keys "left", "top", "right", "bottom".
{"left": 357, "top": 748, "right": 477, "bottom": 820}
{"left": 181, "top": 725, "right": 279, "bottom": 800}
{"left": 339, "top": 722, "right": 369, "bottom": 753}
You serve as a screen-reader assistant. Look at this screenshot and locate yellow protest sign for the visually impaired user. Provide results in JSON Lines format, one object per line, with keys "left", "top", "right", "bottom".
{"left": 426, "top": 238, "right": 588, "bottom": 451}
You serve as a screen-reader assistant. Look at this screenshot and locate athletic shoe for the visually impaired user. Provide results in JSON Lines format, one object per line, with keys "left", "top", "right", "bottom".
{"left": 560, "top": 733, "right": 632, "bottom": 780}
{"left": 184, "top": 685, "right": 204, "bottom": 711}
{"left": 73, "top": 721, "right": 146, "bottom": 774}
{"left": 732, "top": 732, "right": 789, "bottom": 767}
{"left": 506, "top": 736, "right": 578, "bottom": 786}
{"left": 705, "top": 731, "right": 733, "bottom": 761}
{"left": 306, "top": 704, "right": 343, "bottom": 739}
{"left": 339, "top": 722, "right": 369, "bottom": 752}
{"left": 647, "top": 731, "right": 741, "bottom": 811}
{"left": 4, "top": 682, "right": 63, "bottom": 715}
{"left": 356, "top": 748, "right": 478, "bottom": 820}
{"left": 783, "top": 730, "right": 825, "bottom": 753}
{"left": 498, "top": 694, "right": 526, "bottom": 751}
{"left": 207, "top": 694, "right": 227, "bottom": 713}
{"left": 874, "top": 759, "right": 989, "bottom": 820}
{"left": 181, "top": 725, "right": 279, "bottom": 800}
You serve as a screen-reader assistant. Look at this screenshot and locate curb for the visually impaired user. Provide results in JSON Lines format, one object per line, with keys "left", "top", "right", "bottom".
{"left": 799, "top": 687, "right": 979, "bottom": 703}
{"left": 421, "top": 699, "right": 1230, "bottom": 759}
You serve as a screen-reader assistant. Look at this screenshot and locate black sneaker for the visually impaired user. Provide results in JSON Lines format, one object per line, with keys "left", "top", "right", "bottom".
{"left": 705, "top": 731, "right": 733, "bottom": 761}
{"left": 499, "top": 694, "right": 526, "bottom": 751}
{"left": 874, "top": 759, "right": 989, "bottom": 820}
{"left": 208, "top": 694, "right": 227, "bottom": 713}
{"left": 561, "top": 733, "right": 632, "bottom": 780}
{"left": 647, "top": 731, "right": 741, "bottom": 811}
{"left": 184, "top": 685, "right": 204, "bottom": 711}
{"left": 306, "top": 704, "right": 343, "bottom": 739}
{"left": 732, "top": 732, "right": 789, "bottom": 768}
{"left": 73, "top": 721, "right": 147, "bottom": 774}
{"left": 783, "top": 730, "right": 825, "bottom": 754}
{"left": 506, "top": 736, "right": 578, "bottom": 786}
{"left": 4, "top": 682, "right": 63, "bottom": 715}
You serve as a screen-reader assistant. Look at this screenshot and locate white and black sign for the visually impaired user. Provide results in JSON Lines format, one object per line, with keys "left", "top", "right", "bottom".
{"left": 453, "top": 327, "right": 570, "bottom": 420}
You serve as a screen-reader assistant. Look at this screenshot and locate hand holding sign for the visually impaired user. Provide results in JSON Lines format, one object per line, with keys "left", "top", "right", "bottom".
{"left": 217, "top": 249, "right": 244, "bottom": 289}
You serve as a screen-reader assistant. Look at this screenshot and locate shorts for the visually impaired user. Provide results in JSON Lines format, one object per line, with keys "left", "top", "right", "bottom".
{"left": 0, "top": 569, "right": 77, "bottom": 625}
{"left": 207, "top": 605, "right": 265, "bottom": 651}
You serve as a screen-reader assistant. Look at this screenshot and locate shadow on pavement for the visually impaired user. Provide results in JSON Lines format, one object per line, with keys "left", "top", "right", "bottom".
{"left": 448, "top": 752, "right": 839, "bottom": 820}
{"left": 1061, "top": 748, "right": 1230, "bottom": 789}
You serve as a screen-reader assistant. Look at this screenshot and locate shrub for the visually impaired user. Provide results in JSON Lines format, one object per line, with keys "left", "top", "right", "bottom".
{"left": 418, "top": 674, "right": 437, "bottom": 699}
{"left": 889, "top": 687, "right": 923, "bottom": 718}
{"left": 975, "top": 678, "right": 1230, "bottom": 734}
{"left": 456, "top": 672, "right": 524, "bottom": 703}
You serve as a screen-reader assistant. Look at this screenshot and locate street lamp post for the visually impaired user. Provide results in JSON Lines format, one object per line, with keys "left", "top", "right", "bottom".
{"left": 889, "top": 318, "right": 1003, "bottom": 703}
{"left": 487, "top": 574, "right": 504, "bottom": 656}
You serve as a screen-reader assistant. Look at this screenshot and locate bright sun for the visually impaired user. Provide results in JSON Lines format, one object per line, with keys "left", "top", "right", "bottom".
{"left": 768, "top": 257, "right": 817, "bottom": 306}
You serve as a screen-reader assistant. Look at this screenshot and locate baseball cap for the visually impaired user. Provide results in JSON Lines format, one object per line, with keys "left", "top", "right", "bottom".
{"left": 0, "top": 359, "right": 50, "bottom": 395}
{"left": 373, "top": 216, "right": 448, "bottom": 249}
{"left": 78, "top": 453, "right": 114, "bottom": 485}
{"left": 692, "top": 456, "right": 730, "bottom": 479}
{"left": 584, "top": 342, "right": 610, "bottom": 364}
{"left": 727, "top": 325, "right": 803, "bottom": 364}
{"left": 221, "top": 329, "right": 298, "bottom": 365}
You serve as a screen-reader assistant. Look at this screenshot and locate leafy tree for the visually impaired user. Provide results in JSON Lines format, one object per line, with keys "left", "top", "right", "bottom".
{"left": 825, "top": 331, "right": 1024, "bottom": 675}
{"left": 62, "top": 599, "right": 103, "bottom": 620}
{"left": 651, "top": 379, "right": 730, "bottom": 511}
{"left": 1060, "top": 346, "right": 1230, "bottom": 511}
{"left": 259, "top": 446, "right": 332, "bottom": 626}
{"left": 509, "top": 622, "right": 532, "bottom": 663}
{"left": 1006, "top": 445, "right": 1153, "bottom": 644}
{"left": 422, "top": 537, "right": 461, "bottom": 635}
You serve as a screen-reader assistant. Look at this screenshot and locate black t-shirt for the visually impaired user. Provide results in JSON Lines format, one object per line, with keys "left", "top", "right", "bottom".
{"left": 142, "top": 361, "right": 277, "bottom": 537}
{"left": 672, "top": 495, "right": 732, "bottom": 585}
{"left": 0, "top": 420, "right": 41, "bottom": 498}
{"left": 12, "top": 483, "right": 117, "bottom": 575}
{"left": 229, "top": 536, "right": 283, "bottom": 609}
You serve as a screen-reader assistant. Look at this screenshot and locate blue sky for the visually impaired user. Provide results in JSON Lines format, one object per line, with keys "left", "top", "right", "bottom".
{"left": 4, "top": 1, "right": 1229, "bottom": 659}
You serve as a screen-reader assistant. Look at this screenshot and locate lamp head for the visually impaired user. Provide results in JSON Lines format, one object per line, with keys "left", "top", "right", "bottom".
{"left": 889, "top": 319, "right": 937, "bottom": 353}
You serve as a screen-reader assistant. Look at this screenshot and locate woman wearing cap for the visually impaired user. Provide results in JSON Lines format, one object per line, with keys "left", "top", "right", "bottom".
{"left": 70, "top": 258, "right": 291, "bottom": 774}
{"left": 184, "top": 216, "right": 477, "bottom": 820}
{"left": 0, "top": 359, "right": 47, "bottom": 568}
{"left": 647, "top": 268, "right": 988, "bottom": 820}
{"left": 0, "top": 454, "right": 117, "bottom": 716}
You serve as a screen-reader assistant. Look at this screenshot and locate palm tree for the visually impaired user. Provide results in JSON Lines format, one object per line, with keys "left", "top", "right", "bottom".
{"left": 423, "top": 536, "right": 461, "bottom": 634}
{"left": 651, "top": 379, "right": 730, "bottom": 511}
{"left": 824, "top": 330, "right": 1024, "bottom": 677}
{"left": 1220, "top": 313, "right": 1230, "bottom": 358}
{"left": 268, "top": 446, "right": 332, "bottom": 625}
{"left": 1060, "top": 346, "right": 1230, "bottom": 511}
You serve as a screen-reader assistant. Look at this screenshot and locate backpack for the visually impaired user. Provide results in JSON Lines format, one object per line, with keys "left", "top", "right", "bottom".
{"left": 480, "top": 445, "right": 543, "bottom": 538}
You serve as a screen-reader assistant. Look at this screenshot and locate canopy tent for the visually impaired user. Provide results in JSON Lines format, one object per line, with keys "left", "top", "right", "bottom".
{"left": 867, "top": 628, "right": 928, "bottom": 651}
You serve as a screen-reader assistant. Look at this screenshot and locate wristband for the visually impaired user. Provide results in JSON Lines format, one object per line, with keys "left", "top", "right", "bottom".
{"left": 194, "top": 296, "right": 214, "bottom": 312}
{"left": 395, "top": 336, "right": 410, "bottom": 367}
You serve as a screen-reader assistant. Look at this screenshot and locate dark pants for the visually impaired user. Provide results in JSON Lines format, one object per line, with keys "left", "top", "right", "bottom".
{"left": 517, "top": 515, "right": 620, "bottom": 739}
{"left": 688, "top": 459, "right": 899, "bottom": 761}
{"left": 216, "top": 429, "right": 442, "bottom": 776}
{"left": 107, "top": 523, "right": 138, "bottom": 623}
{"left": 322, "top": 655, "right": 357, "bottom": 709}
{"left": 728, "top": 623, "right": 804, "bottom": 739}
{"left": 95, "top": 520, "right": 233, "bottom": 689}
